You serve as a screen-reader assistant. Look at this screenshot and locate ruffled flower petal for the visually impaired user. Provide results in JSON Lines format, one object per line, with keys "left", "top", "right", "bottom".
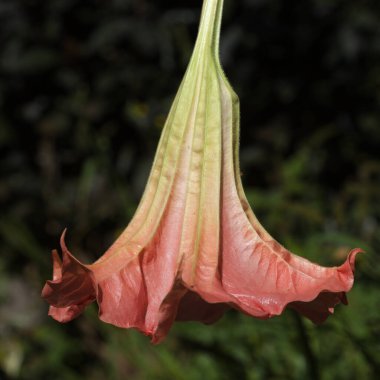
{"left": 42, "top": 0, "right": 362, "bottom": 343}
{"left": 42, "top": 234, "right": 96, "bottom": 323}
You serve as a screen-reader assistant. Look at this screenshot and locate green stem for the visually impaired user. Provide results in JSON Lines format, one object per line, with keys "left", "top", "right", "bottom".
{"left": 194, "top": 0, "right": 224, "bottom": 59}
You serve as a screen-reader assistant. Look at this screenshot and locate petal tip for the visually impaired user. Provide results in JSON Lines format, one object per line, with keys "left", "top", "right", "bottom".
{"left": 60, "top": 228, "right": 69, "bottom": 253}
{"left": 347, "top": 248, "right": 364, "bottom": 271}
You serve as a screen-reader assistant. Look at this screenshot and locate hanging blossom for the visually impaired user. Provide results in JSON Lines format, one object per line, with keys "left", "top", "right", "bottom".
{"left": 42, "top": 0, "right": 362, "bottom": 343}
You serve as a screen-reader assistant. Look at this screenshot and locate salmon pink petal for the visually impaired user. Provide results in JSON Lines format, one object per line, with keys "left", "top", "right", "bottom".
{"left": 42, "top": 0, "right": 362, "bottom": 342}
{"left": 289, "top": 292, "right": 347, "bottom": 324}
{"left": 48, "top": 303, "right": 93, "bottom": 323}
{"left": 42, "top": 232, "right": 96, "bottom": 321}
{"left": 175, "top": 291, "right": 229, "bottom": 324}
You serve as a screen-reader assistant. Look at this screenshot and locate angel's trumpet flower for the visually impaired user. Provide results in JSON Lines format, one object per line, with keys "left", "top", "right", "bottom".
{"left": 42, "top": 0, "right": 362, "bottom": 343}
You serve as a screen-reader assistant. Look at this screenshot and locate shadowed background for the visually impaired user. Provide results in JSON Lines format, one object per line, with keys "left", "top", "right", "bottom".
{"left": 0, "top": 0, "right": 379, "bottom": 379}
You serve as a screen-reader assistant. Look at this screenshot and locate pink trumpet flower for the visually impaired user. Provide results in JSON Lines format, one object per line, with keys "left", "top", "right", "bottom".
{"left": 42, "top": 0, "right": 362, "bottom": 343}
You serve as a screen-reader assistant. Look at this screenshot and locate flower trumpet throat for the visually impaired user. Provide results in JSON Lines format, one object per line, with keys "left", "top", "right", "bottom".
{"left": 42, "top": 0, "right": 362, "bottom": 343}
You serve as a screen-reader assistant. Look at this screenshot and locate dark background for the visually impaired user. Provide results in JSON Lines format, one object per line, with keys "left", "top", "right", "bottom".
{"left": 0, "top": 0, "right": 379, "bottom": 379}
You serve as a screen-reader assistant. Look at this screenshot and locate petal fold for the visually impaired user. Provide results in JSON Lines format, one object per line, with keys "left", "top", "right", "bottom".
{"left": 41, "top": 231, "right": 96, "bottom": 322}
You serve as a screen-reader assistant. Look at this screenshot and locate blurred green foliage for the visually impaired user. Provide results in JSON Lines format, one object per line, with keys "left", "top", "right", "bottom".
{"left": 0, "top": 0, "right": 379, "bottom": 379}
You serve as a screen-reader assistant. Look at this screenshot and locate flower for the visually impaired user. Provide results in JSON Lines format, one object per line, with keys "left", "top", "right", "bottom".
{"left": 42, "top": 0, "right": 362, "bottom": 343}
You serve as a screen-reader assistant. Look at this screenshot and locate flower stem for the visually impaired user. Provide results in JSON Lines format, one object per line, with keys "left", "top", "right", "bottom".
{"left": 194, "top": 0, "right": 224, "bottom": 59}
